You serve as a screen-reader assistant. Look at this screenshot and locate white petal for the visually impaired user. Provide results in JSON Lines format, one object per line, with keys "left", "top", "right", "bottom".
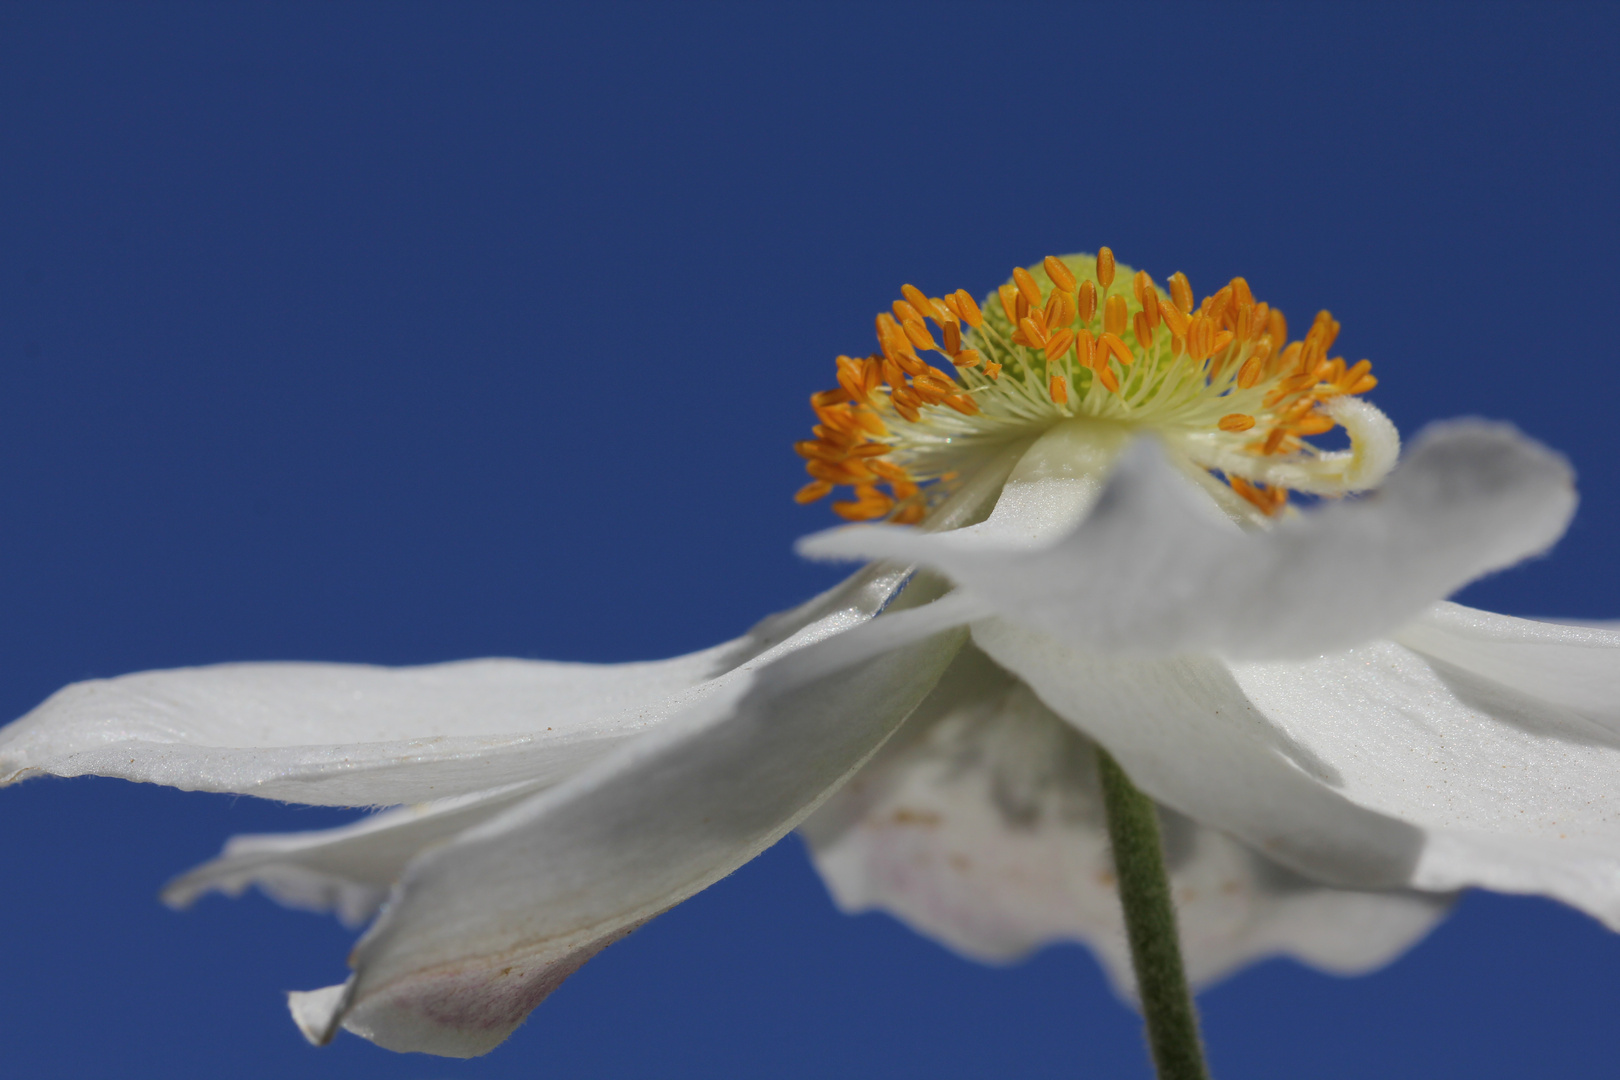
{"left": 1396, "top": 601, "right": 1620, "bottom": 728}
{"left": 155, "top": 566, "right": 961, "bottom": 922}
{"left": 0, "top": 652, "right": 733, "bottom": 806}
{"left": 968, "top": 617, "right": 1426, "bottom": 888}
{"left": 1231, "top": 634, "right": 1620, "bottom": 926}
{"left": 802, "top": 644, "right": 1448, "bottom": 990}
{"left": 0, "top": 433, "right": 1022, "bottom": 811}
{"left": 0, "top": 549, "right": 931, "bottom": 807}
{"left": 980, "top": 612, "right": 1620, "bottom": 931}
{"left": 305, "top": 587, "right": 970, "bottom": 1056}
{"left": 162, "top": 783, "right": 546, "bottom": 926}
{"left": 803, "top": 421, "right": 1576, "bottom": 661}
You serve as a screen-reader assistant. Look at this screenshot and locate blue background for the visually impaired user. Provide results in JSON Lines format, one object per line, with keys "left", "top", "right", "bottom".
{"left": 2, "top": 3, "right": 1617, "bottom": 1077}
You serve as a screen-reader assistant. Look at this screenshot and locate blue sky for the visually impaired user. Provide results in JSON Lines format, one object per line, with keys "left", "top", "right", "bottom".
{"left": 1, "top": 3, "right": 1617, "bottom": 1077}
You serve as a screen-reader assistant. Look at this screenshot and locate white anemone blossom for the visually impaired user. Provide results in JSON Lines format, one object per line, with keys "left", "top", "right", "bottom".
{"left": 3, "top": 253, "right": 1617, "bottom": 1059}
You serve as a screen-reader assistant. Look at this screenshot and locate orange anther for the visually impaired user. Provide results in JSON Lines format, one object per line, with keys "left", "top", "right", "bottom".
{"left": 1156, "top": 298, "right": 1188, "bottom": 337}
{"left": 1236, "top": 356, "right": 1262, "bottom": 389}
{"left": 1186, "top": 315, "right": 1213, "bottom": 361}
{"left": 1230, "top": 277, "right": 1254, "bottom": 309}
{"left": 1074, "top": 327, "right": 1096, "bottom": 369}
{"left": 1233, "top": 302, "right": 1254, "bottom": 341}
{"left": 795, "top": 480, "right": 834, "bottom": 504}
{"left": 894, "top": 350, "right": 927, "bottom": 377}
{"left": 1218, "top": 413, "right": 1257, "bottom": 432}
{"left": 1277, "top": 340, "right": 1303, "bottom": 374}
{"left": 832, "top": 496, "right": 893, "bottom": 522}
{"left": 1267, "top": 308, "right": 1288, "bottom": 346}
{"left": 1049, "top": 374, "right": 1069, "bottom": 404}
{"left": 943, "top": 392, "right": 980, "bottom": 415}
{"left": 1292, "top": 415, "right": 1336, "bottom": 435}
{"left": 1141, "top": 287, "right": 1160, "bottom": 330}
{"left": 804, "top": 460, "right": 846, "bottom": 483}
{"left": 853, "top": 410, "right": 887, "bottom": 436}
{"left": 881, "top": 357, "right": 906, "bottom": 388}
{"left": 1045, "top": 289, "right": 1075, "bottom": 329}
{"left": 1100, "top": 332, "right": 1134, "bottom": 366}
{"left": 953, "top": 348, "right": 982, "bottom": 368}
{"left": 1013, "top": 266, "right": 1043, "bottom": 307}
{"left": 893, "top": 300, "right": 921, "bottom": 324}
{"left": 1229, "top": 476, "right": 1286, "bottom": 516}
{"left": 1347, "top": 374, "right": 1377, "bottom": 394}
{"left": 998, "top": 283, "right": 1019, "bottom": 323}
{"left": 1262, "top": 426, "right": 1289, "bottom": 455}
{"left": 954, "top": 289, "right": 984, "bottom": 328}
{"left": 1096, "top": 247, "right": 1116, "bottom": 287}
{"left": 850, "top": 442, "right": 890, "bottom": 457}
{"left": 889, "top": 477, "right": 920, "bottom": 500}
{"left": 1133, "top": 310, "right": 1155, "bottom": 350}
{"left": 811, "top": 387, "right": 850, "bottom": 408}
{"left": 1095, "top": 363, "right": 1120, "bottom": 393}
{"left": 942, "top": 293, "right": 964, "bottom": 322}
{"left": 1132, "top": 270, "right": 1151, "bottom": 306}
{"left": 1282, "top": 397, "right": 1316, "bottom": 422}
{"left": 983, "top": 362, "right": 1002, "bottom": 379}
{"left": 891, "top": 398, "right": 921, "bottom": 423}
{"left": 1019, "top": 316, "right": 1050, "bottom": 348}
{"left": 1071, "top": 280, "right": 1096, "bottom": 326}
{"left": 901, "top": 284, "right": 932, "bottom": 316}
{"left": 1163, "top": 271, "right": 1194, "bottom": 316}
{"left": 867, "top": 458, "right": 908, "bottom": 481}
{"left": 1211, "top": 330, "right": 1234, "bottom": 355}
{"left": 903, "top": 318, "right": 939, "bottom": 352}
{"left": 795, "top": 440, "right": 844, "bottom": 462}
{"left": 1168, "top": 271, "right": 1193, "bottom": 315}
{"left": 892, "top": 503, "right": 926, "bottom": 525}
{"left": 942, "top": 321, "right": 962, "bottom": 354}
{"left": 1044, "top": 327, "right": 1075, "bottom": 360}
{"left": 1105, "top": 293, "right": 1129, "bottom": 336}
{"left": 1340, "top": 359, "right": 1372, "bottom": 387}
{"left": 1044, "top": 256, "right": 1077, "bottom": 293}
{"left": 1249, "top": 336, "right": 1274, "bottom": 370}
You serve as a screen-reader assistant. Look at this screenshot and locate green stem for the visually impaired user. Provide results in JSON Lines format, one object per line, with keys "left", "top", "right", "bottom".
{"left": 1096, "top": 747, "right": 1212, "bottom": 1080}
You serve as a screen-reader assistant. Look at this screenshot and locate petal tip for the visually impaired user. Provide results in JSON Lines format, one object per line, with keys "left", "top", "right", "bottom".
{"left": 288, "top": 980, "right": 353, "bottom": 1047}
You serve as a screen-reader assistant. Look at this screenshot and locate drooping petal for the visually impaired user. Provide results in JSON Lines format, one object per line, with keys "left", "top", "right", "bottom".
{"left": 801, "top": 644, "right": 1449, "bottom": 990}
{"left": 978, "top": 610, "right": 1620, "bottom": 930}
{"left": 1231, "top": 630, "right": 1620, "bottom": 925}
{"left": 802, "top": 421, "right": 1576, "bottom": 661}
{"left": 293, "top": 586, "right": 970, "bottom": 1057}
{"left": 969, "top": 618, "right": 1428, "bottom": 889}
{"left": 162, "top": 782, "right": 547, "bottom": 926}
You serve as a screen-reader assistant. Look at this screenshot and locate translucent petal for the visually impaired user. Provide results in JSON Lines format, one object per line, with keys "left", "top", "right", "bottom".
{"left": 301, "top": 589, "right": 970, "bottom": 1056}
{"left": 802, "top": 644, "right": 1449, "bottom": 989}
{"left": 803, "top": 421, "right": 1576, "bottom": 661}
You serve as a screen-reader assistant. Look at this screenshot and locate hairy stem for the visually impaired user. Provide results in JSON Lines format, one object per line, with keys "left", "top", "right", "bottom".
{"left": 1096, "top": 747, "right": 1212, "bottom": 1080}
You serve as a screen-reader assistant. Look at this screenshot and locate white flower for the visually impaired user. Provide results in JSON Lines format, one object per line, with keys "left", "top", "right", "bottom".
{"left": 2, "top": 253, "right": 1615, "bottom": 1059}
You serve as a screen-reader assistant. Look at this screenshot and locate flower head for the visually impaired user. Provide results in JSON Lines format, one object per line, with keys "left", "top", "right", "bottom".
{"left": 2, "top": 248, "right": 1615, "bottom": 1062}
{"left": 796, "top": 252, "right": 1397, "bottom": 525}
